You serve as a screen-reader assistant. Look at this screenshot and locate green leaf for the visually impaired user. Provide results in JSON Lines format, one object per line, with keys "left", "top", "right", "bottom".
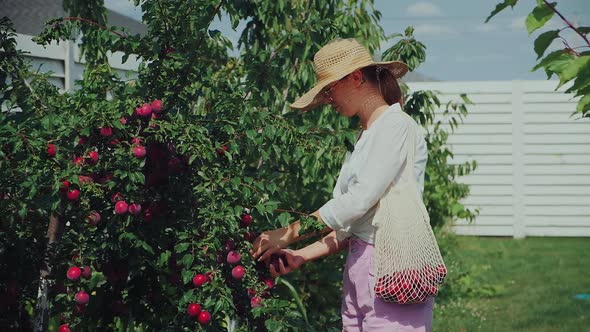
{"left": 525, "top": 1, "right": 555, "bottom": 34}
{"left": 88, "top": 272, "right": 106, "bottom": 290}
{"left": 139, "top": 240, "right": 154, "bottom": 254}
{"left": 182, "top": 270, "right": 194, "bottom": 285}
{"left": 577, "top": 26, "right": 590, "bottom": 34}
{"left": 174, "top": 242, "right": 190, "bottom": 254}
{"left": 159, "top": 250, "right": 171, "bottom": 268}
{"left": 576, "top": 94, "right": 590, "bottom": 116}
{"left": 533, "top": 30, "right": 560, "bottom": 59}
{"left": 557, "top": 55, "right": 590, "bottom": 88}
{"left": 459, "top": 94, "right": 473, "bottom": 105}
{"left": 532, "top": 50, "right": 574, "bottom": 79}
{"left": 485, "top": 0, "right": 519, "bottom": 23}
{"left": 265, "top": 319, "right": 283, "bottom": 331}
{"left": 182, "top": 253, "right": 194, "bottom": 268}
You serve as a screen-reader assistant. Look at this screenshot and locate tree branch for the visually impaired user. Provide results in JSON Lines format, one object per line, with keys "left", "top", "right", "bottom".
{"left": 543, "top": 0, "right": 590, "bottom": 47}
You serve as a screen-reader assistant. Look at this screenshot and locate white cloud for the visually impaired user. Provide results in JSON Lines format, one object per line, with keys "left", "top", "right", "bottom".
{"left": 413, "top": 24, "right": 457, "bottom": 36}
{"left": 510, "top": 16, "right": 526, "bottom": 30}
{"left": 454, "top": 54, "right": 511, "bottom": 63}
{"left": 406, "top": 2, "right": 443, "bottom": 17}
{"left": 476, "top": 24, "right": 497, "bottom": 32}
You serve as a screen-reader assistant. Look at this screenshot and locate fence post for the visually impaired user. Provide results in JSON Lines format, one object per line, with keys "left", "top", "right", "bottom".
{"left": 512, "top": 81, "right": 526, "bottom": 239}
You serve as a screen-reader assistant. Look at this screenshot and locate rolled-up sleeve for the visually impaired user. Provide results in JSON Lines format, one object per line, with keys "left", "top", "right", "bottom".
{"left": 319, "top": 117, "right": 410, "bottom": 232}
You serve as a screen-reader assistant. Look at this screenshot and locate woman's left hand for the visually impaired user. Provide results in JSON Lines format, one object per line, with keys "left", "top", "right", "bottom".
{"left": 251, "top": 227, "right": 293, "bottom": 262}
{"left": 269, "top": 249, "right": 306, "bottom": 277}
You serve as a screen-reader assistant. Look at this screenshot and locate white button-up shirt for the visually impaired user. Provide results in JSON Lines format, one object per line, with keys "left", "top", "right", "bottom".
{"left": 318, "top": 103, "right": 428, "bottom": 244}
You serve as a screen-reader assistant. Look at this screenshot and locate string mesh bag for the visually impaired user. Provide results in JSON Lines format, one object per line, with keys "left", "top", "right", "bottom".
{"left": 372, "top": 115, "right": 447, "bottom": 304}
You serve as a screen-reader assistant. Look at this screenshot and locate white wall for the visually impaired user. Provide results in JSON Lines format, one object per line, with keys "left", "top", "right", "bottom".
{"left": 408, "top": 81, "right": 590, "bottom": 238}
{"left": 14, "top": 33, "right": 141, "bottom": 92}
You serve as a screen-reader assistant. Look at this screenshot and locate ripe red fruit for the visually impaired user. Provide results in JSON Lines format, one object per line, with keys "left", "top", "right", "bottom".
{"left": 436, "top": 264, "right": 447, "bottom": 279}
{"left": 131, "top": 137, "right": 142, "bottom": 145}
{"left": 111, "top": 192, "right": 124, "bottom": 202}
{"left": 187, "top": 303, "right": 201, "bottom": 317}
{"left": 87, "top": 151, "right": 99, "bottom": 164}
{"left": 151, "top": 99, "right": 163, "bottom": 112}
{"left": 240, "top": 214, "right": 253, "bottom": 227}
{"left": 66, "top": 266, "right": 81, "bottom": 281}
{"left": 397, "top": 293, "right": 408, "bottom": 304}
{"left": 66, "top": 189, "right": 80, "bottom": 201}
{"left": 75, "top": 290, "right": 89, "bottom": 305}
{"left": 78, "top": 175, "right": 93, "bottom": 184}
{"left": 192, "top": 274, "right": 208, "bottom": 287}
{"left": 100, "top": 127, "right": 113, "bottom": 137}
{"left": 143, "top": 208, "right": 153, "bottom": 222}
{"left": 60, "top": 180, "right": 70, "bottom": 191}
{"left": 216, "top": 145, "right": 228, "bottom": 156}
{"left": 263, "top": 278, "right": 275, "bottom": 290}
{"left": 47, "top": 144, "right": 57, "bottom": 157}
{"left": 428, "top": 285, "right": 438, "bottom": 296}
{"left": 120, "top": 117, "right": 127, "bottom": 125}
{"left": 231, "top": 265, "right": 246, "bottom": 280}
{"left": 81, "top": 265, "right": 92, "bottom": 279}
{"left": 133, "top": 146, "right": 146, "bottom": 158}
{"left": 72, "top": 156, "right": 84, "bottom": 166}
{"left": 243, "top": 231, "right": 258, "bottom": 243}
{"left": 270, "top": 253, "right": 289, "bottom": 271}
{"left": 197, "top": 310, "right": 211, "bottom": 325}
{"left": 167, "top": 157, "right": 182, "bottom": 173}
{"left": 224, "top": 239, "right": 236, "bottom": 252}
{"left": 78, "top": 136, "right": 87, "bottom": 145}
{"left": 128, "top": 203, "right": 142, "bottom": 215}
{"left": 226, "top": 251, "right": 241, "bottom": 265}
{"left": 137, "top": 103, "right": 152, "bottom": 117}
{"left": 58, "top": 324, "right": 71, "bottom": 332}
{"left": 250, "top": 296, "right": 263, "bottom": 308}
{"left": 115, "top": 201, "right": 128, "bottom": 215}
{"left": 86, "top": 211, "right": 101, "bottom": 225}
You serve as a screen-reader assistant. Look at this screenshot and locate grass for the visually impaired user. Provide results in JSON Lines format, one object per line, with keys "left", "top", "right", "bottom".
{"left": 433, "top": 236, "right": 590, "bottom": 332}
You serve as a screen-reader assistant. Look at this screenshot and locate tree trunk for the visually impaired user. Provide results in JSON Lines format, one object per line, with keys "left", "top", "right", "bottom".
{"left": 34, "top": 214, "right": 63, "bottom": 332}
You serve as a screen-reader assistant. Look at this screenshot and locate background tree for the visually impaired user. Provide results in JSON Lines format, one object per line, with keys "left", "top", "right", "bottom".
{"left": 487, "top": 0, "right": 590, "bottom": 118}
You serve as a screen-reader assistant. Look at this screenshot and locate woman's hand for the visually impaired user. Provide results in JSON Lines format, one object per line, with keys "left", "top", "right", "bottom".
{"left": 251, "top": 227, "right": 293, "bottom": 262}
{"left": 269, "top": 249, "right": 306, "bottom": 277}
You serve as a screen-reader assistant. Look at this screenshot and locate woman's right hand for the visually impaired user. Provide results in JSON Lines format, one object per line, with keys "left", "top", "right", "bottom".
{"left": 251, "top": 227, "right": 293, "bottom": 262}
{"left": 269, "top": 249, "right": 306, "bottom": 277}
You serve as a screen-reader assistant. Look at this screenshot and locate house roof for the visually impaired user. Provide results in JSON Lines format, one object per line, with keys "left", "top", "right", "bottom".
{"left": 0, "top": 0, "right": 147, "bottom": 36}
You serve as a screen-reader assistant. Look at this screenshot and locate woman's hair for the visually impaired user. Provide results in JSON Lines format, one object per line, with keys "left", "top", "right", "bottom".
{"left": 361, "top": 66, "right": 403, "bottom": 107}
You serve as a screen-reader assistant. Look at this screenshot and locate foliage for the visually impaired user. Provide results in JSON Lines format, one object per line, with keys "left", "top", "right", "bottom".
{"left": 487, "top": 0, "right": 590, "bottom": 118}
{"left": 1, "top": 0, "right": 477, "bottom": 330}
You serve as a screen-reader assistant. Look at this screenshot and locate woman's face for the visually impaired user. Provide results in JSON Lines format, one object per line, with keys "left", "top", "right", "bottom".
{"left": 321, "top": 71, "right": 363, "bottom": 117}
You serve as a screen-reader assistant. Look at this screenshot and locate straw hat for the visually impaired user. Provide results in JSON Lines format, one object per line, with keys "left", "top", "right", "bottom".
{"left": 290, "top": 38, "right": 408, "bottom": 111}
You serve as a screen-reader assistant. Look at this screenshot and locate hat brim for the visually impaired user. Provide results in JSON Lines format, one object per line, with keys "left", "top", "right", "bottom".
{"left": 290, "top": 60, "right": 409, "bottom": 112}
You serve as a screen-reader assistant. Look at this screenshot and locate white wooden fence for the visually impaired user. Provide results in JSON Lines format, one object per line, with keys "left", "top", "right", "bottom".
{"left": 13, "top": 33, "right": 590, "bottom": 237}
{"left": 408, "top": 81, "right": 590, "bottom": 238}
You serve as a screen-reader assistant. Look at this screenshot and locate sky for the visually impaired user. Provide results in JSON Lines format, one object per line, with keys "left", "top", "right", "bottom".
{"left": 104, "top": 0, "right": 590, "bottom": 81}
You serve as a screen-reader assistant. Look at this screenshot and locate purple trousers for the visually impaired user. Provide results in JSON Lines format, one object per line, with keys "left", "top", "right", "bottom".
{"left": 342, "top": 237, "right": 434, "bottom": 331}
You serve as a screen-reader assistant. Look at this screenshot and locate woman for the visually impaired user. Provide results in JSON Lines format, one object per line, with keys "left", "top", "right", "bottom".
{"left": 251, "top": 38, "right": 432, "bottom": 331}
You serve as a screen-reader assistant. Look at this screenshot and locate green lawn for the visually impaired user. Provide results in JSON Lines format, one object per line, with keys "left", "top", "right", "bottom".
{"left": 433, "top": 236, "right": 590, "bottom": 332}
